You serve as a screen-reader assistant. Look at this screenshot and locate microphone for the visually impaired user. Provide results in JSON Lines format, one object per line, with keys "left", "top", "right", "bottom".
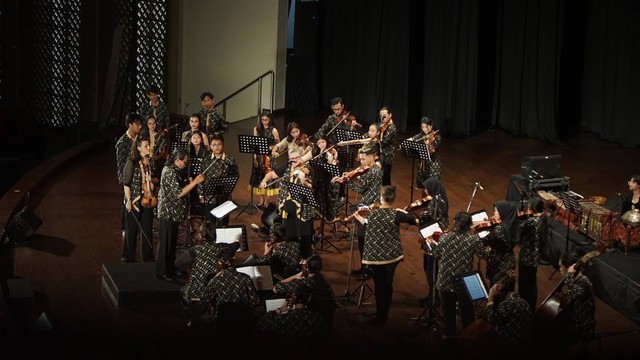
{"left": 472, "top": 182, "right": 484, "bottom": 190}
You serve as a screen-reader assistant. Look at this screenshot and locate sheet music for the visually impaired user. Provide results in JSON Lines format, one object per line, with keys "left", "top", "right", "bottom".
{"left": 470, "top": 210, "right": 490, "bottom": 238}
{"left": 210, "top": 200, "right": 237, "bottom": 219}
{"left": 236, "top": 265, "right": 273, "bottom": 291}
{"left": 265, "top": 298, "right": 287, "bottom": 313}
{"left": 419, "top": 221, "right": 443, "bottom": 251}
{"left": 215, "top": 228, "right": 243, "bottom": 247}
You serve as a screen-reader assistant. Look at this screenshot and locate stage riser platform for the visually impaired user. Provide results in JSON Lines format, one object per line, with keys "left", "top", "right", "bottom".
{"left": 101, "top": 263, "right": 183, "bottom": 316}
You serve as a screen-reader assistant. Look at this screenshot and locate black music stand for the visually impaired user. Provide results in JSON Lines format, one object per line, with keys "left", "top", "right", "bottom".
{"left": 183, "top": 157, "right": 203, "bottom": 247}
{"left": 335, "top": 128, "right": 361, "bottom": 217}
{"left": 400, "top": 139, "right": 430, "bottom": 204}
{"left": 510, "top": 176, "right": 534, "bottom": 210}
{"left": 335, "top": 128, "right": 363, "bottom": 144}
{"left": 309, "top": 159, "right": 342, "bottom": 254}
{"left": 237, "top": 135, "right": 270, "bottom": 217}
{"left": 287, "top": 181, "right": 319, "bottom": 209}
{"left": 549, "top": 192, "right": 583, "bottom": 279}
{"left": 411, "top": 221, "right": 444, "bottom": 332}
{"left": 170, "top": 123, "right": 188, "bottom": 153}
{"left": 203, "top": 176, "right": 239, "bottom": 227}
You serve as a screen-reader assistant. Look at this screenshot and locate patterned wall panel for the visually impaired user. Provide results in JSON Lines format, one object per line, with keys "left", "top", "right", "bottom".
{"left": 135, "top": 0, "right": 167, "bottom": 111}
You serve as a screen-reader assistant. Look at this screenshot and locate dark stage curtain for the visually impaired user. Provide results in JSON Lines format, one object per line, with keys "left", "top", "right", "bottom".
{"left": 317, "top": 0, "right": 639, "bottom": 146}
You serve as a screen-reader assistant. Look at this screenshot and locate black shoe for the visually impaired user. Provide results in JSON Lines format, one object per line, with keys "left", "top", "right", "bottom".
{"left": 156, "top": 275, "right": 174, "bottom": 282}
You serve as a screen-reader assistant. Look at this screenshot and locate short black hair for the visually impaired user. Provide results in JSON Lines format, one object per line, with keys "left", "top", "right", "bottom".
{"left": 200, "top": 92, "right": 214, "bottom": 101}
{"left": 147, "top": 84, "right": 160, "bottom": 95}
{"left": 125, "top": 112, "right": 141, "bottom": 126}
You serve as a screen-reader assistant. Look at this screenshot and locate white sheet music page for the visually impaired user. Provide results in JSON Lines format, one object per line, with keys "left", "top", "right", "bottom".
{"left": 210, "top": 200, "right": 237, "bottom": 219}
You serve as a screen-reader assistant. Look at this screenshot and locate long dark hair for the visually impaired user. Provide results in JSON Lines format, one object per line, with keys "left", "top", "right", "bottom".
{"left": 452, "top": 212, "right": 472, "bottom": 233}
{"left": 130, "top": 136, "right": 150, "bottom": 163}
{"left": 285, "top": 122, "right": 301, "bottom": 143}
{"left": 166, "top": 147, "right": 188, "bottom": 166}
{"left": 256, "top": 111, "right": 275, "bottom": 133}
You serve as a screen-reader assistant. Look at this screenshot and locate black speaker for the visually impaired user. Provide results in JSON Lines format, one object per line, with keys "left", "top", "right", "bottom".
{"left": 521, "top": 154, "right": 562, "bottom": 179}
{"left": 4, "top": 206, "right": 43, "bottom": 246}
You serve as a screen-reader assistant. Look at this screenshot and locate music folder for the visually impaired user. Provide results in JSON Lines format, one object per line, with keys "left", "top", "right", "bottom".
{"left": 470, "top": 209, "right": 490, "bottom": 238}
{"left": 418, "top": 220, "right": 443, "bottom": 251}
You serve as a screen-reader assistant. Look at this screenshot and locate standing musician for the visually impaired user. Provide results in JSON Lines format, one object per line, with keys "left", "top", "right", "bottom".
{"left": 155, "top": 147, "right": 205, "bottom": 281}
{"left": 198, "top": 91, "right": 229, "bottom": 139}
{"left": 260, "top": 148, "right": 315, "bottom": 258}
{"left": 314, "top": 96, "right": 360, "bottom": 146}
{"left": 416, "top": 177, "right": 449, "bottom": 306}
{"left": 115, "top": 112, "right": 142, "bottom": 246}
{"left": 145, "top": 115, "right": 168, "bottom": 171}
{"left": 311, "top": 134, "right": 341, "bottom": 223}
{"left": 378, "top": 107, "right": 397, "bottom": 186}
{"left": 352, "top": 185, "right": 419, "bottom": 326}
{"left": 409, "top": 116, "right": 442, "bottom": 186}
{"left": 182, "top": 114, "right": 210, "bottom": 150}
{"left": 483, "top": 200, "right": 518, "bottom": 286}
{"left": 122, "top": 136, "right": 158, "bottom": 263}
{"left": 250, "top": 111, "right": 280, "bottom": 208}
{"left": 139, "top": 85, "right": 170, "bottom": 131}
{"left": 517, "top": 197, "right": 547, "bottom": 311}
{"left": 427, "top": 212, "right": 485, "bottom": 337}
{"left": 331, "top": 144, "right": 383, "bottom": 274}
{"left": 336, "top": 123, "right": 380, "bottom": 148}
{"left": 198, "top": 134, "right": 238, "bottom": 227}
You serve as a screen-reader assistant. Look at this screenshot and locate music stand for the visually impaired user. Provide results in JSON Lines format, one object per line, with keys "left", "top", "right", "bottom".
{"left": 511, "top": 176, "right": 534, "bottom": 210}
{"left": 308, "top": 159, "right": 342, "bottom": 254}
{"left": 548, "top": 192, "right": 583, "bottom": 279}
{"left": 400, "top": 139, "right": 430, "bottom": 203}
{"left": 335, "top": 128, "right": 362, "bottom": 143}
{"left": 204, "top": 176, "right": 239, "bottom": 226}
{"left": 412, "top": 221, "right": 444, "bottom": 330}
{"left": 335, "top": 128, "right": 361, "bottom": 218}
{"left": 287, "top": 181, "right": 319, "bottom": 209}
{"left": 237, "top": 135, "right": 270, "bottom": 217}
{"left": 170, "top": 123, "right": 188, "bottom": 153}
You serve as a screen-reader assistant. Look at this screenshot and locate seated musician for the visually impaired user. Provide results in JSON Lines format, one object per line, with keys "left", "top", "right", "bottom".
{"left": 260, "top": 148, "right": 314, "bottom": 258}
{"left": 336, "top": 123, "right": 380, "bottom": 148}
{"left": 517, "top": 197, "right": 547, "bottom": 310}
{"left": 621, "top": 174, "right": 640, "bottom": 214}
{"left": 253, "top": 223, "right": 301, "bottom": 280}
{"left": 254, "top": 284, "right": 329, "bottom": 356}
{"left": 198, "top": 134, "right": 238, "bottom": 227}
{"left": 273, "top": 254, "right": 337, "bottom": 329}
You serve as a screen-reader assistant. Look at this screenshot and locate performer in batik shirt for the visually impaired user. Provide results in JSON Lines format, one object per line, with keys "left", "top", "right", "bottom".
{"left": 198, "top": 91, "right": 229, "bottom": 138}
{"left": 517, "top": 196, "right": 546, "bottom": 310}
{"left": 353, "top": 186, "right": 418, "bottom": 326}
{"left": 122, "top": 136, "right": 157, "bottom": 263}
{"left": 198, "top": 134, "right": 238, "bottom": 227}
{"left": 260, "top": 148, "right": 314, "bottom": 258}
{"left": 558, "top": 251, "right": 596, "bottom": 345}
{"left": 255, "top": 223, "right": 300, "bottom": 280}
{"left": 483, "top": 200, "right": 518, "bottom": 286}
{"left": 139, "top": 85, "right": 170, "bottom": 131}
{"left": 314, "top": 96, "right": 359, "bottom": 147}
{"left": 250, "top": 111, "right": 280, "bottom": 207}
{"left": 115, "top": 112, "right": 142, "bottom": 243}
{"left": 155, "top": 147, "right": 204, "bottom": 281}
{"left": 182, "top": 114, "right": 210, "bottom": 150}
{"left": 428, "top": 211, "right": 486, "bottom": 337}
{"left": 409, "top": 116, "right": 442, "bottom": 185}
{"left": 377, "top": 107, "right": 397, "bottom": 186}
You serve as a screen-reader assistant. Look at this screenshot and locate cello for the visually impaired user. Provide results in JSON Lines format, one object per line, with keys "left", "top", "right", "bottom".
{"left": 532, "top": 250, "right": 600, "bottom": 338}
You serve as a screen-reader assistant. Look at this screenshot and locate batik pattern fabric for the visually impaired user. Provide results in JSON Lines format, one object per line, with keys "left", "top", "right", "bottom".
{"left": 256, "top": 241, "right": 301, "bottom": 269}
{"left": 202, "top": 267, "right": 260, "bottom": 317}
{"left": 275, "top": 164, "right": 315, "bottom": 222}
{"left": 198, "top": 108, "right": 229, "bottom": 138}
{"left": 180, "top": 242, "right": 226, "bottom": 303}
{"left": 565, "top": 273, "right": 596, "bottom": 339}
{"left": 378, "top": 121, "right": 397, "bottom": 166}
{"left": 123, "top": 159, "right": 156, "bottom": 212}
{"left": 157, "top": 164, "right": 188, "bottom": 222}
{"left": 140, "top": 101, "right": 170, "bottom": 130}
{"left": 518, "top": 215, "right": 544, "bottom": 267}
{"left": 413, "top": 131, "right": 442, "bottom": 185}
{"left": 316, "top": 113, "right": 352, "bottom": 146}
{"left": 348, "top": 164, "right": 382, "bottom": 206}
{"left": 432, "top": 231, "right": 485, "bottom": 292}
{"left": 484, "top": 224, "right": 516, "bottom": 281}
{"left": 115, "top": 133, "right": 135, "bottom": 185}
{"left": 486, "top": 292, "right": 532, "bottom": 353}
{"left": 362, "top": 208, "right": 407, "bottom": 265}
{"left": 250, "top": 125, "right": 279, "bottom": 196}
{"left": 198, "top": 153, "right": 239, "bottom": 205}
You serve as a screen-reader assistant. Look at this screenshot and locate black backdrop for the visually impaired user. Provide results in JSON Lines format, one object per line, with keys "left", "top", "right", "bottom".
{"left": 286, "top": 0, "right": 640, "bottom": 147}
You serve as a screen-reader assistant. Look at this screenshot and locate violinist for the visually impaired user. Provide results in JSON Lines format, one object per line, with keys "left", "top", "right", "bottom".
{"left": 483, "top": 200, "right": 518, "bottom": 286}
{"left": 260, "top": 149, "right": 314, "bottom": 258}
{"left": 272, "top": 122, "right": 312, "bottom": 160}
{"left": 480, "top": 270, "right": 532, "bottom": 357}
{"left": 122, "top": 136, "right": 157, "bottom": 263}
{"left": 332, "top": 145, "right": 383, "bottom": 273}
{"left": 314, "top": 97, "right": 359, "bottom": 146}
{"left": 416, "top": 177, "right": 450, "bottom": 307}
{"left": 145, "top": 115, "right": 167, "bottom": 168}
{"left": 250, "top": 112, "right": 281, "bottom": 208}
{"left": 198, "top": 134, "right": 238, "bottom": 227}
{"left": 310, "top": 134, "right": 341, "bottom": 223}
{"left": 517, "top": 197, "right": 547, "bottom": 310}
{"left": 182, "top": 113, "right": 210, "bottom": 150}
{"left": 336, "top": 123, "right": 380, "bottom": 148}
{"left": 115, "top": 112, "right": 142, "bottom": 244}
{"left": 253, "top": 223, "right": 301, "bottom": 280}
{"left": 273, "top": 254, "right": 336, "bottom": 327}
{"left": 353, "top": 185, "right": 419, "bottom": 326}
{"left": 428, "top": 211, "right": 485, "bottom": 337}
{"left": 378, "top": 107, "right": 397, "bottom": 186}
{"left": 410, "top": 116, "right": 442, "bottom": 186}
{"left": 139, "top": 84, "right": 170, "bottom": 131}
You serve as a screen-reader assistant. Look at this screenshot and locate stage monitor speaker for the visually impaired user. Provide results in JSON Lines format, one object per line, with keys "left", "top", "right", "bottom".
{"left": 521, "top": 154, "right": 562, "bottom": 179}
{"left": 3, "top": 206, "right": 43, "bottom": 246}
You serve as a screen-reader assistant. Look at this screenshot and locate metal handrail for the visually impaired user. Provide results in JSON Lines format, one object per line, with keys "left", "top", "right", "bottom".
{"left": 214, "top": 70, "right": 275, "bottom": 120}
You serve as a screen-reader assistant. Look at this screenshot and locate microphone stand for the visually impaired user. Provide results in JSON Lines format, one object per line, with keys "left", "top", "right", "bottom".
{"left": 466, "top": 182, "right": 483, "bottom": 213}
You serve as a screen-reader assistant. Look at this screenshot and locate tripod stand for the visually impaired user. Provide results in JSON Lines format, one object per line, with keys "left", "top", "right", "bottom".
{"left": 341, "top": 216, "right": 373, "bottom": 307}
{"left": 399, "top": 138, "right": 431, "bottom": 204}
{"left": 549, "top": 191, "right": 582, "bottom": 279}
{"left": 309, "top": 159, "right": 342, "bottom": 253}
{"left": 412, "top": 254, "right": 443, "bottom": 335}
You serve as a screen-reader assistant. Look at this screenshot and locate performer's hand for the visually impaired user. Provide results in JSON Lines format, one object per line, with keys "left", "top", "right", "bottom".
{"left": 488, "top": 283, "right": 499, "bottom": 301}
{"left": 193, "top": 174, "right": 205, "bottom": 184}
{"left": 272, "top": 151, "right": 279, "bottom": 158}
{"left": 260, "top": 180, "right": 267, "bottom": 189}
{"left": 125, "top": 199, "right": 132, "bottom": 212}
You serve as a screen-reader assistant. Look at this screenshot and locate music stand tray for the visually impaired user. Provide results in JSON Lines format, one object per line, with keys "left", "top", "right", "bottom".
{"left": 335, "top": 128, "right": 363, "bottom": 143}
{"left": 203, "top": 176, "right": 239, "bottom": 205}
{"left": 287, "top": 182, "right": 319, "bottom": 209}
{"left": 238, "top": 135, "right": 270, "bottom": 217}
{"left": 400, "top": 139, "right": 430, "bottom": 161}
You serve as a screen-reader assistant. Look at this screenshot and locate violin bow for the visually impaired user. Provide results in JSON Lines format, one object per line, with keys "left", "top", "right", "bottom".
{"left": 326, "top": 111, "right": 351, "bottom": 137}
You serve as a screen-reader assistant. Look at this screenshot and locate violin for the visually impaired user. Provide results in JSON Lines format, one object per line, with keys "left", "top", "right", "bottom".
{"left": 262, "top": 155, "right": 271, "bottom": 174}
{"left": 141, "top": 162, "right": 157, "bottom": 208}
{"left": 333, "top": 165, "right": 371, "bottom": 183}
{"left": 343, "top": 203, "right": 381, "bottom": 222}
{"left": 471, "top": 218, "right": 501, "bottom": 233}
{"left": 339, "top": 111, "right": 361, "bottom": 128}
{"left": 404, "top": 195, "right": 433, "bottom": 211}
{"left": 152, "top": 129, "right": 169, "bottom": 161}
{"left": 379, "top": 119, "right": 392, "bottom": 135}
{"left": 295, "top": 133, "right": 312, "bottom": 148}
{"left": 517, "top": 209, "right": 534, "bottom": 219}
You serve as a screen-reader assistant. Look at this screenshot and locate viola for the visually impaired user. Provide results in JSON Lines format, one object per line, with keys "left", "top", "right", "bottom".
{"left": 517, "top": 209, "right": 535, "bottom": 219}
{"left": 141, "top": 162, "right": 157, "bottom": 208}
{"left": 404, "top": 195, "right": 433, "bottom": 211}
{"left": 334, "top": 165, "right": 371, "bottom": 183}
